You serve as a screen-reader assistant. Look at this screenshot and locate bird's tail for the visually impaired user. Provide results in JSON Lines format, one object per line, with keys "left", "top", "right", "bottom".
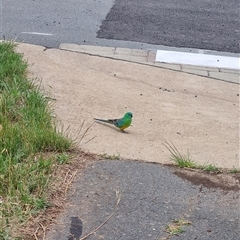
{"left": 94, "top": 118, "right": 114, "bottom": 124}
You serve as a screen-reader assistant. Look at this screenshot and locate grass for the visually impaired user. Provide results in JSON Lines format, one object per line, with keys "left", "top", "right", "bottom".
{"left": 229, "top": 166, "right": 240, "bottom": 173}
{"left": 166, "top": 218, "right": 191, "bottom": 235}
{"left": 56, "top": 152, "right": 71, "bottom": 164}
{"left": 0, "top": 41, "right": 73, "bottom": 239}
{"left": 162, "top": 140, "right": 197, "bottom": 168}
{"left": 199, "top": 164, "right": 222, "bottom": 173}
{"left": 100, "top": 153, "right": 121, "bottom": 160}
{"left": 162, "top": 140, "right": 224, "bottom": 174}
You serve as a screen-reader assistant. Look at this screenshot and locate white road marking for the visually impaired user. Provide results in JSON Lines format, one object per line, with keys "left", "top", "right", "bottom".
{"left": 156, "top": 50, "right": 240, "bottom": 70}
{"left": 21, "top": 32, "right": 54, "bottom": 36}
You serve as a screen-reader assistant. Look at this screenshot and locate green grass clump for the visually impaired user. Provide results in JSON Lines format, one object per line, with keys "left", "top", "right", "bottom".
{"left": 199, "top": 164, "right": 222, "bottom": 174}
{"left": 229, "top": 166, "right": 240, "bottom": 173}
{"left": 162, "top": 141, "right": 197, "bottom": 168}
{"left": 0, "top": 41, "right": 73, "bottom": 238}
{"left": 100, "top": 153, "right": 121, "bottom": 160}
{"left": 162, "top": 140, "right": 225, "bottom": 174}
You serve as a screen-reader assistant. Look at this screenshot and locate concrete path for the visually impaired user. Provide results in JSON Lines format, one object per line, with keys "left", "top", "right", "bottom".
{"left": 15, "top": 43, "right": 239, "bottom": 240}
{"left": 17, "top": 43, "right": 239, "bottom": 169}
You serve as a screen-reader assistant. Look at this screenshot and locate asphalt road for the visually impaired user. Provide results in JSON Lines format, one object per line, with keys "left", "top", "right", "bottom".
{"left": 2, "top": 0, "right": 239, "bottom": 52}
{"left": 46, "top": 160, "right": 239, "bottom": 240}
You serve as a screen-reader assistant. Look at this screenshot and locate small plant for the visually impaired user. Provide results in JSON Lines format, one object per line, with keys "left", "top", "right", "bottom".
{"left": 229, "top": 166, "right": 240, "bottom": 173}
{"left": 100, "top": 153, "right": 120, "bottom": 160}
{"left": 162, "top": 140, "right": 225, "bottom": 174}
{"left": 57, "top": 152, "right": 71, "bottom": 164}
{"left": 162, "top": 141, "right": 196, "bottom": 168}
{"left": 166, "top": 218, "right": 191, "bottom": 235}
{"left": 200, "top": 164, "right": 222, "bottom": 174}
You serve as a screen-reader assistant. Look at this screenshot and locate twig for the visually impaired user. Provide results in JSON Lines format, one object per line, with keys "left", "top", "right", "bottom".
{"left": 64, "top": 170, "right": 77, "bottom": 195}
{"left": 33, "top": 226, "right": 40, "bottom": 240}
{"left": 63, "top": 170, "right": 71, "bottom": 184}
{"left": 79, "top": 190, "right": 121, "bottom": 240}
{"left": 39, "top": 223, "right": 46, "bottom": 240}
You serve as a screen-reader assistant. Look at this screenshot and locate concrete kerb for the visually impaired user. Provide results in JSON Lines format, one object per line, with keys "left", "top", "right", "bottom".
{"left": 59, "top": 43, "right": 240, "bottom": 84}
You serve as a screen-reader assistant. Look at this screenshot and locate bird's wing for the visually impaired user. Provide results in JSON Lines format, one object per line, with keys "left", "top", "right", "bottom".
{"left": 114, "top": 118, "right": 125, "bottom": 128}
{"left": 94, "top": 117, "right": 126, "bottom": 129}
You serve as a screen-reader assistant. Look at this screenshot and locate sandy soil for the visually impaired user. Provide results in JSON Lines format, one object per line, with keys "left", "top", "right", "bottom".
{"left": 17, "top": 43, "right": 239, "bottom": 169}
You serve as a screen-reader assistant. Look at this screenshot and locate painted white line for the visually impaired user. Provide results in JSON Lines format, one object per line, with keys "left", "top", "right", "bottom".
{"left": 21, "top": 32, "right": 54, "bottom": 36}
{"left": 156, "top": 50, "right": 240, "bottom": 70}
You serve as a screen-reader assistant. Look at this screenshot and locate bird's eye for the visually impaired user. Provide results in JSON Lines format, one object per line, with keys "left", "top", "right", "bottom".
{"left": 127, "top": 112, "right": 132, "bottom": 118}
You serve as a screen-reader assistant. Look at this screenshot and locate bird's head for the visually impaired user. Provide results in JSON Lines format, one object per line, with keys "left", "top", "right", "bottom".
{"left": 125, "top": 112, "right": 133, "bottom": 119}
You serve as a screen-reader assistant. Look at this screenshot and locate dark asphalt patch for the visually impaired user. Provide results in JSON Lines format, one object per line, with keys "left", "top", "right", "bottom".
{"left": 68, "top": 217, "right": 83, "bottom": 240}
{"left": 46, "top": 160, "right": 239, "bottom": 240}
{"left": 97, "top": 0, "right": 239, "bottom": 53}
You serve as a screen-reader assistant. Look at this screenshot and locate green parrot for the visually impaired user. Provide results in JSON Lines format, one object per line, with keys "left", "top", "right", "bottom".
{"left": 94, "top": 112, "right": 133, "bottom": 131}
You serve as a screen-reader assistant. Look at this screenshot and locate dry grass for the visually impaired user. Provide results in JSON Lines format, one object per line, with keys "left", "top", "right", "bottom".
{"left": 17, "top": 150, "right": 99, "bottom": 240}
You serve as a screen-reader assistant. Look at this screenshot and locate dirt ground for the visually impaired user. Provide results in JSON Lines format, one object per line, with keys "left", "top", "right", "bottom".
{"left": 17, "top": 43, "right": 239, "bottom": 169}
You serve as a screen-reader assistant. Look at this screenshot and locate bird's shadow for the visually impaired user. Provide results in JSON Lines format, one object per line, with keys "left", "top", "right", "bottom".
{"left": 94, "top": 121, "right": 129, "bottom": 134}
